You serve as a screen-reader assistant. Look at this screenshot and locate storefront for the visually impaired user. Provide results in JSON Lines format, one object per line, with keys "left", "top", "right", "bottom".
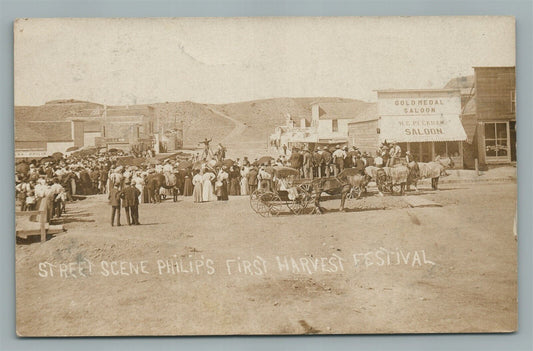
{"left": 376, "top": 89, "right": 467, "bottom": 167}
{"left": 471, "top": 67, "right": 516, "bottom": 167}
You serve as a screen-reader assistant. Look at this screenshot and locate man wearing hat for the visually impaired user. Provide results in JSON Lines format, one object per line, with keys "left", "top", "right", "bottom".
{"left": 302, "top": 146, "right": 312, "bottom": 179}
{"left": 344, "top": 146, "right": 355, "bottom": 169}
{"left": 120, "top": 179, "right": 141, "bottom": 225}
{"left": 108, "top": 183, "right": 122, "bottom": 226}
{"left": 321, "top": 146, "right": 332, "bottom": 177}
{"left": 247, "top": 165, "right": 258, "bottom": 194}
{"left": 388, "top": 142, "right": 402, "bottom": 167}
{"left": 380, "top": 144, "right": 390, "bottom": 166}
{"left": 332, "top": 145, "right": 346, "bottom": 176}
{"left": 312, "top": 147, "right": 322, "bottom": 178}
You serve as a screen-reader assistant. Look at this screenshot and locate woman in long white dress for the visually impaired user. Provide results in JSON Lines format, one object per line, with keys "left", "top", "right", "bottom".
{"left": 192, "top": 170, "right": 203, "bottom": 203}
{"left": 202, "top": 169, "right": 216, "bottom": 202}
{"left": 240, "top": 166, "right": 249, "bottom": 196}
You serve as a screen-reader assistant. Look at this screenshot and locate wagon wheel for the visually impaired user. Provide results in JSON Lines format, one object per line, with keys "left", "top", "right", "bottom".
{"left": 250, "top": 189, "right": 265, "bottom": 214}
{"left": 254, "top": 191, "right": 278, "bottom": 217}
{"left": 287, "top": 189, "right": 312, "bottom": 215}
{"left": 391, "top": 183, "right": 402, "bottom": 194}
{"left": 381, "top": 181, "right": 393, "bottom": 194}
{"left": 260, "top": 192, "right": 283, "bottom": 217}
{"left": 346, "top": 186, "right": 362, "bottom": 200}
{"left": 299, "top": 182, "right": 314, "bottom": 194}
{"left": 256, "top": 199, "right": 272, "bottom": 217}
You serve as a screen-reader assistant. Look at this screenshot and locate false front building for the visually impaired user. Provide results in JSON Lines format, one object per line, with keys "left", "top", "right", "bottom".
{"left": 270, "top": 100, "right": 376, "bottom": 152}
{"left": 348, "top": 89, "right": 467, "bottom": 168}
{"left": 461, "top": 67, "right": 516, "bottom": 168}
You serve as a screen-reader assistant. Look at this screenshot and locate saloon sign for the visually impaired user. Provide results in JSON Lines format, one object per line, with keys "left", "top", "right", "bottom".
{"left": 379, "top": 114, "right": 467, "bottom": 143}
{"left": 377, "top": 91, "right": 462, "bottom": 117}
{"left": 395, "top": 99, "right": 446, "bottom": 114}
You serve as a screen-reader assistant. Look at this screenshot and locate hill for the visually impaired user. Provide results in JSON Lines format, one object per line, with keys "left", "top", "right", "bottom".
{"left": 15, "top": 97, "right": 373, "bottom": 157}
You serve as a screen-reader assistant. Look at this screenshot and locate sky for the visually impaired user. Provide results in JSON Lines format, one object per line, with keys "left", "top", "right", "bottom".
{"left": 14, "top": 16, "right": 515, "bottom": 106}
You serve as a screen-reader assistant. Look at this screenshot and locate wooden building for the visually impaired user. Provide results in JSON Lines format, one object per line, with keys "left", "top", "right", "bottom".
{"left": 348, "top": 89, "right": 467, "bottom": 167}
{"left": 469, "top": 67, "right": 516, "bottom": 167}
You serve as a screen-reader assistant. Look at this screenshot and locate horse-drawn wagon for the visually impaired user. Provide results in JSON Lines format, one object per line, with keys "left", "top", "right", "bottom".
{"left": 249, "top": 166, "right": 314, "bottom": 217}
{"left": 249, "top": 167, "right": 371, "bottom": 216}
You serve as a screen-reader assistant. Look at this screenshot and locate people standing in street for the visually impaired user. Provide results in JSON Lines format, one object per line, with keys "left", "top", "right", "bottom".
{"left": 120, "top": 180, "right": 141, "bottom": 225}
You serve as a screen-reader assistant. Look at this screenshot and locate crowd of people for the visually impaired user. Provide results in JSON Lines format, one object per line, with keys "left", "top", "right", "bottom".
{"left": 278, "top": 141, "right": 409, "bottom": 179}
{"left": 14, "top": 139, "right": 416, "bottom": 227}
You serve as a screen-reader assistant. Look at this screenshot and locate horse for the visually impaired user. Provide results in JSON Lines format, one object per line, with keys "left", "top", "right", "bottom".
{"left": 434, "top": 156, "right": 455, "bottom": 175}
{"left": 308, "top": 169, "right": 371, "bottom": 213}
{"left": 145, "top": 172, "right": 179, "bottom": 203}
{"left": 365, "top": 164, "right": 418, "bottom": 196}
{"left": 381, "top": 165, "right": 408, "bottom": 195}
{"left": 410, "top": 157, "right": 453, "bottom": 191}
{"left": 365, "top": 166, "right": 387, "bottom": 196}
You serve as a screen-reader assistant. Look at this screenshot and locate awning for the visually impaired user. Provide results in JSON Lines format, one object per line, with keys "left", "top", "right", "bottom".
{"left": 379, "top": 114, "right": 467, "bottom": 143}
{"left": 460, "top": 114, "right": 478, "bottom": 144}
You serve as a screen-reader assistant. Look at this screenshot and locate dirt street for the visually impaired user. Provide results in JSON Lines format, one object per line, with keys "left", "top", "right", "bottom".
{"left": 15, "top": 182, "right": 517, "bottom": 336}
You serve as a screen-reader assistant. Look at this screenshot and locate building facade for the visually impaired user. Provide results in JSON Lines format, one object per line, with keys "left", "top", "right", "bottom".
{"left": 472, "top": 67, "right": 516, "bottom": 166}
{"left": 14, "top": 120, "right": 84, "bottom": 159}
{"left": 270, "top": 101, "right": 375, "bottom": 152}
{"left": 348, "top": 89, "right": 467, "bottom": 167}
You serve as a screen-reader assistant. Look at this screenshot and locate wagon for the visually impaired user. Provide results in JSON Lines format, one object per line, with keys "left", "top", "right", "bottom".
{"left": 249, "top": 166, "right": 315, "bottom": 216}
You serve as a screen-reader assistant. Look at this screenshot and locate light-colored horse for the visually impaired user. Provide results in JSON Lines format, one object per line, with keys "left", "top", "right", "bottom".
{"left": 410, "top": 157, "right": 454, "bottom": 191}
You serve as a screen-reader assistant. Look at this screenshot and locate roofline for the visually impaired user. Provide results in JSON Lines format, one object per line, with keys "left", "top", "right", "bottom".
{"left": 15, "top": 139, "right": 73, "bottom": 142}
{"left": 319, "top": 115, "right": 365, "bottom": 120}
{"left": 348, "top": 118, "right": 379, "bottom": 125}
{"left": 23, "top": 120, "right": 72, "bottom": 123}
{"left": 375, "top": 89, "right": 461, "bottom": 93}
{"left": 473, "top": 66, "right": 516, "bottom": 69}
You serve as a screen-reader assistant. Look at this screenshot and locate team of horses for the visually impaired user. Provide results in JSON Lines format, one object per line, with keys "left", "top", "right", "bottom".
{"left": 307, "top": 157, "right": 454, "bottom": 213}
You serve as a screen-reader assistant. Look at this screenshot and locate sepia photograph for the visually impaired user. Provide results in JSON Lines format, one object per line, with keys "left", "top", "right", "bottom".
{"left": 14, "top": 16, "right": 517, "bottom": 336}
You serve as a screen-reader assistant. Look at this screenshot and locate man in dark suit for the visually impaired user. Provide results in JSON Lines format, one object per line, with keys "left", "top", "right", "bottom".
{"left": 247, "top": 166, "right": 258, "bottom": 194}
{"left": 108, "top": 183, "right": 121, "bottom": 226}
{"left": 120, "top": 180, "right": 141, "bottom": 225}
{"left": 321, "top": 146, "right": 332, "bottom": 177}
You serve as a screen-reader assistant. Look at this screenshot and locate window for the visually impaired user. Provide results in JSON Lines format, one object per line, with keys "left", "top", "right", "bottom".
{"left": 484, "top": 122, "right": 508, "bottom": 158}
{"left": 332, "top": 119, "right": 338, "bottom": 132}
{"left": 511, "top": 90, "right": 516, "bottom": 113}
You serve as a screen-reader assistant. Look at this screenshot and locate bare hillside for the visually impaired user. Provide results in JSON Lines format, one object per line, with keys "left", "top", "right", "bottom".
{"left": 210, "top": 97, "right": 362, "bottom": 145}
{"left": 143, "top": 102, "right": 234, "bottom": 146}
{"left": 15, "top": 97, "right": 372, "bottom": 154}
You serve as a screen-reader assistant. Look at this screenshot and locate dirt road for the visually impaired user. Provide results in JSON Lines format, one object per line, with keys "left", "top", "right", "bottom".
{"left": 204, "top": 106, "right": 269, "bottom": 159}
{"left": 16, "top": 182, "right": 517, "bottom": 336}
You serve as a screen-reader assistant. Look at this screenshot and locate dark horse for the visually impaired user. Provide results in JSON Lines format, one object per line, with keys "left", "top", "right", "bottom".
{"left": 309, "top": 169, "right": 371, "bottom": 213}
{"left": 145, "top": 172, "right": 179, "bottom": 203}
